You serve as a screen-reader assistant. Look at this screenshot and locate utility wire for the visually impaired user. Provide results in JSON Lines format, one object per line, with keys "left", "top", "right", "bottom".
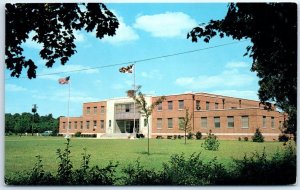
{"left": 5, "top": 40, "right": 247, "bottom": 80}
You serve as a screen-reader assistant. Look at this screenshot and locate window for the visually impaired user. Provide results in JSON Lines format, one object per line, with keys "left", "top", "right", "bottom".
{"left": 168, "top": 118, "right": 173, "bottom": 128}
{"left": 178, "top": 100, "right": 184, "bottom": 110}
{"left": 271, "top": 117, "right": 275, "bottom": 128}
{"left": 196, "top": 100, "right": 200, "bottom": 110}
{"left": 125, "top": 104, "right": 130, "bottom": 112}
{"left": 241, "top": 116, "right": 249, "bottom": 128}
{"left": 100, "top": 120, "right": 104, "bottom": 129}
{"left": 86, "top": 107, "right": 90, "bottom": 114}
{"left": 157, "top": 102, "right": 162, "bottom": 111}
{"left": 109, "top": 120, "right": 111, "bottom": 127}
{"left": 93, "top": 106, "right": 97, "bottom": 114}
{"left": 100, "top": 106, "right": 105, "bottom": 113}
{"left": 157, "top": 118, "right": 162, "bottom": 129}
{"left": 93, "top": 120, "right": 97, "bottom": 127}
{"left": 144, "top": 118, "right": 147, "bottom": 127}
{"left": 69, "top": 122, "right": 71, "bottom": 129}
{"left": 80, "top": 121, "right": 83, "bottom": 129}
{"left": 178, "top": 117, "right": 184, "bottom": 130}
{"left": 201, "top": 117, "right": 207, "bottom": 128}
{"left": 214, "top": 117, "right": 220, "bottom": 128}
{"left": 63, "top": 122, "right": 66, "bottom": 129}
{"left": 86, "top": 121, "right": 90, "bottom": 129}
{"left": 227, "top": 116, "right": 234, "bottom": 128}
{"left": 262, "top": 116, "right": 266, "bottom": 128}
{"left": 215, "top": 103, "right": 219, "bottom": 109}
{"left": 206, "top": 102, "right": 210, "bottom": 110}
{"left": 74, "top": 121, "right": 77, "bottom": 129}
{"left": 168, "top": 101, "right": 173, "bottom": 110}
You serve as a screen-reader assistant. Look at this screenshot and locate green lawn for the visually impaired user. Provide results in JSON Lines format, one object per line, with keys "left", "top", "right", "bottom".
{"left": 5, "top": 136, "right": 285, "bottom": 177}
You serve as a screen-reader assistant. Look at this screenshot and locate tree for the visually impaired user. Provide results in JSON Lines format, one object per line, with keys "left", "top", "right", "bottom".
{"left": 6, "top": 3, "right": 119, "bottom": 79}
{"left": 188, "top": 3, "right": 297, "bottom": 140}
{"left": 252, "top": 128, "right": 265, "bottom": 142}
{"left": 179, "top": 107, "right": 192, "bottom": 144}
{"left": 127, "top": 86, "right": 165, "bottom": 155}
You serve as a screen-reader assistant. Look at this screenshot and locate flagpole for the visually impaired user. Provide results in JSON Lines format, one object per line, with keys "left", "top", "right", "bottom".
{"left": 133, "top": 63, "right": 136, "bottom": 137}
{"left": 66, "top": 81, "right": 70, "bottom": 138}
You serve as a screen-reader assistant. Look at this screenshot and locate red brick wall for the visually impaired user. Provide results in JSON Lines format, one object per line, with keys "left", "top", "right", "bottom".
{"left": 59, "top": 101, "right": 107, "bottom": 134}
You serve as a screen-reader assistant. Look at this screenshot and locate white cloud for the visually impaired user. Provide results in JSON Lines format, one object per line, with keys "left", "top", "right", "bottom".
{"left": 175, "top": 68, "right": 256, "bottom": 90}
{"left": 74, "top": 30, "right": 86, "bottom": 43}
{"left": 6, "top": 84, "right": 27, "bottom": 92}
{"left": 134, "top": 12, "right": 198, "bottom": 38}
{"left": 140, "top": 70, "right": 162, "bottom": 79}
{"left": 102, "top": 13, "right": 139, "bottom": 44}
{"left": 225, "top": 61, "right": 249, "bottom": 69}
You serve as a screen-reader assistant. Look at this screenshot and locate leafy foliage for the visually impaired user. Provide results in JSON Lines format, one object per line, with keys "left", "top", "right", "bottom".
{"left": 6, "top": 3, "right": 119, "bottom": 79}
{"left": 179, "top": 108, "right": 193, "bottom": 144}
{"left": 195, "top": 131, "right": 202, "bottom": 140}
{"left": 5, "top": 140, "right": 296, "bottom": 185}
{"left": 127, "top": 85, "right": 165, "bottom": 154}
{"left": 201, "top": 131, "right": 220, "bottom": 151}
{"left": 5, "top": 112, "right": 58, "bottom": 135}
{"left": 188, "top": 3, "right": 297, "bottom": 140}
{"left": 252, "top": 128, "right": 264, "bottom": 142}
{"left": 228, "top": 142, "right": 296, "bottom": 185}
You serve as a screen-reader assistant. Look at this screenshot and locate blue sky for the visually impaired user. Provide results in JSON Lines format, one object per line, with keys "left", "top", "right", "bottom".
{"left": 5, "top": 3, "right": 259, "bottom": 118}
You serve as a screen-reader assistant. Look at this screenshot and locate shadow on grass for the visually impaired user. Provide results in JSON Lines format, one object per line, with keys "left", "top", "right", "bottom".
{"left": 136, "top": 151, "right": 169, "bottom": 155}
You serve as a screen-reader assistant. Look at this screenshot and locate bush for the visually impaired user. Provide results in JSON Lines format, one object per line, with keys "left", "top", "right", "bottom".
{"left": 187, "top": 132, "right": 194, "bottom": 140}
{"left": 278, "top": 134, "right": 289, "bottom": 142}
{"left": 238, "top": 137, "right": 241, "bottom": 141}
{"left": 244, "top": 137, "right": 248, "bottom": 141}
{"left": 167, "top": 136, "right": 173, "bottom": 139}
{"left": 74, "top": 131, "right": 81, "bottom": 137}
{"left": 161, "top": 153, "right": 228, "bottom": 185}
{"left": 173, "top": 135, "right": 177, "bottom": 140}
{"left": 195, "top": 131, "right": 202, "bottom": 140}
{"left": 177, "top": 135, "right": 182, "bottom": 139}
{"left": 228, "top": 142, "right": 296, "bottom": 185}
{"left": 252, "top": 128, "right": 264, "bottom": 142}
{"left": 201, "top": 131, "right": 220, "bottom": 151}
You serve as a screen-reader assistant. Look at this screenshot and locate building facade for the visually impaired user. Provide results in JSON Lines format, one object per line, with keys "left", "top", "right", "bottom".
{"left": 59, "top": 92, "right": 285, "bottom": 141}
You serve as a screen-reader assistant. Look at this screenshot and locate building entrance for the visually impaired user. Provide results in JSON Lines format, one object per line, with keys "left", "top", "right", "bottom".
{"left": 115, "top": 119, "right": 139, "bottom": 133}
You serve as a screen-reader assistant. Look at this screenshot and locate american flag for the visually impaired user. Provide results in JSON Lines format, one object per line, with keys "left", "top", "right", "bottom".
{"left": 119, "top": 64, "right": 133, "bottom": 73}
{"left": 58, "top": 76, "right": 70, "bottom": 84}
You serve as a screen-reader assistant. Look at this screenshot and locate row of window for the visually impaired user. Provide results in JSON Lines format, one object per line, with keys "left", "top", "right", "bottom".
{"left": 157, "top": 100, "right": 226, "bottom": 111}
{"left": 157, "top": 100, "right": 185, "bottom": 111}
{"left": 86, "top": 106, "right": 105, "bottom": 115}
{"left": 156, "top": 116, "right": 275, "bottom": 129}
{"left": 62, "top": 120, "right": 105, "bottom": 130}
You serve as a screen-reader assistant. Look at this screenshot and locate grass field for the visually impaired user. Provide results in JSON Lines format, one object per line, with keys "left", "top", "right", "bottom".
{"left": 5, "top": 136, "right": 286, "bottom": 177}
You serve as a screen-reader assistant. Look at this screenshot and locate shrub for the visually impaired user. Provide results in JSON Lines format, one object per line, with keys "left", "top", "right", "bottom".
{"left": 177, "top": 135, "right": 182, "bottom": 139}
{"left": 244, "top": 137, "right": 248, "bottom": 141}
{"left": 167, "top": 136, "right": 173, "bottom": 139}
{"left": 156, "top": 136, "right": 163, "bottom": 139}
{"left": 122, "top": 160, "right": 161, "bottom": 185}
{"left": 74, "top": 131, "right": 81, "bottom": 137}
{"left": 238, "top": 137, "right": 241, "bottom": 141}
{"left": 161, "top": 153, "right": 228, "bottom": 185}
{"left": 252, "top": 128, "right": 264, "bottom": 142}
{"left": 229, "top": 142, "right": 296, "bottom": 185}
{"left": 278, "top": 134, "right": 289, "bottom": 142}
{"left": 173, "top": 135, "right": 177, "bottom": 140}
{"left": 201, "top": 131, "right": 220, "bottom": 151}
{"left": 187, "top": 132, "right": 194, "bottom": 140}
{"left": 195, "top": 131, "right": 202, "bottom": 140}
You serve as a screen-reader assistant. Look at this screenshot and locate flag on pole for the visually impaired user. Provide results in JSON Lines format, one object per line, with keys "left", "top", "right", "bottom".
{"left": 119, "top": 64, "right": 133, "bottom": 73}
{"left": 58, "top": 76, "right": 70, "bottom": 84}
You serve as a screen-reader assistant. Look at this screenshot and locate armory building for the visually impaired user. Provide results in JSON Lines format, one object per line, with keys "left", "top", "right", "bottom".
{"left": 59, "top": 92, "right": 285, "bottom": 141}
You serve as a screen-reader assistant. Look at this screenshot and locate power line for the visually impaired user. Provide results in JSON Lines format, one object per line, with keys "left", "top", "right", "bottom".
{"left": 5, "top": 40, "right": 247, "bottom": 80}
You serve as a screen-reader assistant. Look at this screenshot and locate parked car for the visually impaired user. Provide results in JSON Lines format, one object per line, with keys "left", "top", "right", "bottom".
{"left": 41, "top": 131, "right": 53, "bottom": 136}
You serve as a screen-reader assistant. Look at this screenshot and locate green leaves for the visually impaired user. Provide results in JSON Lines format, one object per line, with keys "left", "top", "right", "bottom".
{"left": 6, "top": 3, "right": 119, "bottom": 78}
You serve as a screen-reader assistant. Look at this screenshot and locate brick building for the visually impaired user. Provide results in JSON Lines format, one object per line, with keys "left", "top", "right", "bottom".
{"left": 59, "top": 92, "right": 285, "bottom": 141}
